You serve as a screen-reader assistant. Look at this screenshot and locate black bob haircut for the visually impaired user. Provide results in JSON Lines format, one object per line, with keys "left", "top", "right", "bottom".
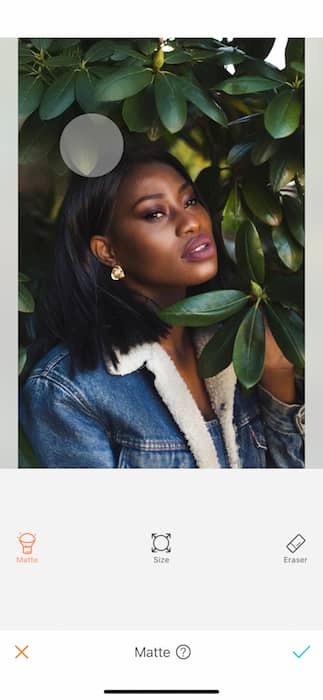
{"left": 27, "top": 146, "right": 224, "bottom": 375}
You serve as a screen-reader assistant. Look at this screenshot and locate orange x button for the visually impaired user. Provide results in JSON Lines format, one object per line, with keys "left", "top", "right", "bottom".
{"left": 15, "top": 645, "right": 29, "bottom": 659}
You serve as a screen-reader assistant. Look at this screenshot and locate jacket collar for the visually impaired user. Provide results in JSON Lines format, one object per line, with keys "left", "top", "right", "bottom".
{"left": 104, "top": 328, "right": 240, "bottom": 469}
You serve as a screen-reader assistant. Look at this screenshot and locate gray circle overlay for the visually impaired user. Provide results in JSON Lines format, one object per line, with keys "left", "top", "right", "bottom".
{"left": 59, "top": 113, "right": 124, "bottom": 177}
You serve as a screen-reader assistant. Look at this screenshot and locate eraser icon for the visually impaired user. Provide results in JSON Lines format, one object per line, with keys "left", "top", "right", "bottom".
{"left": 286, "top": 534, "right": 306, "bottom": 553}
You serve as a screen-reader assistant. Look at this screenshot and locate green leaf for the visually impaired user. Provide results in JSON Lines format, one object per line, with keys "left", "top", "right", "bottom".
{"left": 84, "top": 39, "right": 115, "bottom": 63}
{"left": 122, "top": 85, "right": 156, "bottom": 132}
{"left": 46, "top": 55, "right": 80, "bottom": 68}
{"left": 236, "top": 220, "right": 265, "bottom": 285}
{"left": 19, "top": 75, "right": 45, "bottom": 118}
{"left": 233, "top": 305, "right": 265, "bottom": 389}
{"left": 178, "top": 76, "right": 228, "bottom": 126}
{"left": 213, "top": 46, "right": 247, "bottom": 66}
{"left": 237, "top": 56, "right": 286, "bottom": 83}
{"left": 285, "top": 39, "right": 304, "bottom": 67}
{"left": 110, "top": 46, "right": 146, "bottom": 63}
{"left": 90, "top": 65, "right": 117, "bottom": 80}
{"left": 181, "top": 39, "right": 222, "bottom": 51}
{"left": 95, "top": 65, "right": 153, "bottom": 101}
{"left": 47, "top": 142, "right": 69, "bottom": 176}
{"left": 19, "top": 424, "right": 38, "bottom": 468}
{"left": 19, "top": 112, "right": 63, "bottom": 164}
{"left": 227, "top": 113, "right": 262, "bottom": 127}
{"left": 227, "top": 140, "right": 256, "bottom": 166}
{"left": 269, "top": 149, "right": 300, "bottom": 191}
{"left": 49, "top": 38, "right": 80, "bottom": 51}
{"left": 19, "top": 283, "right": 35, "bottom": 313}
{"left": 39, "top": 72, "right": 76, "bottom": 120}
{"left": 290, "top": 60, "right": 305, "bottom": 75}
{"left": 19, "top": 272, "right": 30, "bottom": 282}
{"left": 215, "top": 75, "right": 282, "bottom": 94}
{"left": 264, "top": 303, "right": 304, "bottom": 368}
{"left": 264, "top": 89, "right": 302, "bottom": 139}
{"left": 75, "top": 71, "right": 100, "bottom": 112}
{"left": 19, "top": 46, "right": 34, "bottom": 66}
{"left": 197, "top": 311, "right": 247, "bottom": 378}
{"left": 31, "top": 38, "right": 52, "bottom": 50}
{"left": 266, "top": 272, "right": 303, "bottom": 312}
{"left": 272, "top": 224, "right": 303, "bottom": 271}
{"left": 231, "top": 38, "right": 275, "bottom": 61}
{"left": 171, "top": 48, "right": 215, "bottom": 62}
{"left": 242, "top": 177, "right": 282, "bottom": 226}
{"left": 194, "top": 166, "right": 226, "bottom": 216}
{"left": 251, "top": 137, "right": 280, "bottom": 165}
{"left": 19, "top": 347, "right": 27, "bottom": 375}
{"left": 159, "top": 290, "right": 250, "bottom": 326}
{"left": 137, "top": 39, "right": 158, "bottom": 56}
{"left": 154, "top": 72, "right": 187, "bottom": 133}
{"left": 164, "top": 49, "right": 193, "bottom": 64}
{"left": 295, "top": 171, "right": 304, "bottom": 194}
{"left": 221, "top": 186, "right": 246, "bottom": 261}
{"left": 282, "top": 194, "right": 304, "bottom": 246}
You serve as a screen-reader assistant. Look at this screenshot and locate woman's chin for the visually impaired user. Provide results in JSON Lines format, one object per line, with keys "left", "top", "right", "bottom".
{"left": 187, "top": 260, "right": 218, "bottom": 286}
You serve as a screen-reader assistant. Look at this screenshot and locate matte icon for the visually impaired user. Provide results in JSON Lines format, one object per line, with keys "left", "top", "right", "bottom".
{"left": 17, "top": 532, "right": 36, "bottom": 555}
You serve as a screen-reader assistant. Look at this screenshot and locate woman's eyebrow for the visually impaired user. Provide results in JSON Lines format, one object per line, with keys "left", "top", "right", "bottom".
{"left": 131, "top": 181, "right": 191, "bottom": 209}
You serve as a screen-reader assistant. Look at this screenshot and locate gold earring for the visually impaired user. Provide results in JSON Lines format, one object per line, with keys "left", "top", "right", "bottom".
{"left": 111, "top": 264, "right": 125, "bottom": 281}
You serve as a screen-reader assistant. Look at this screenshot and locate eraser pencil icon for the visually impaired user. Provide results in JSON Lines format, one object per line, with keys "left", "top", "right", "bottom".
{"left": 286, "top": 534, "right": 306, "bottom": 553}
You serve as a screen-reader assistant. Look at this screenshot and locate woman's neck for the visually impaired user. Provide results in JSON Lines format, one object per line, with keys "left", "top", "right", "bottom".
{"left": 160, "top": 326, "right": 193, "bottom": 364}
{"left": 124, "top": 281, "right": 192, "bottom": 361}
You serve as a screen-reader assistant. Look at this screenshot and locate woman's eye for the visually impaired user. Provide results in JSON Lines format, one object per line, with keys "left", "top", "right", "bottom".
{"left": 185, "top": 197, "right": 198, "bottom": 207}
{"left": 144, "top": 211, "right": 164, "bottom": 220}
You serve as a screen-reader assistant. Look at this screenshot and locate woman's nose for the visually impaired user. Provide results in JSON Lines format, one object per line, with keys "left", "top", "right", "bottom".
{"left": 175, "top": 209, "right": 200, "bottom": 237}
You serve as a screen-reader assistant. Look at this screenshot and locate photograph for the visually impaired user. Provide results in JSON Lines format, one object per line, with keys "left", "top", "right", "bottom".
{"left": 18, "top": 36, "right": 305, "bottom": 468}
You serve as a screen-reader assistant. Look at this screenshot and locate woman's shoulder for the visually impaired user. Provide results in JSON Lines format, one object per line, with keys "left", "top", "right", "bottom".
{"left": 25, "top": 343, "right": 73, "bottom": 382}
{"left": 22, "top": 342, "right": 110, "bottom": 395}
{"left": 20, "top": 343, "right": 118, "bottom": 422}
{"left": 22, "top": 342, "right": 141, "bottom": 399}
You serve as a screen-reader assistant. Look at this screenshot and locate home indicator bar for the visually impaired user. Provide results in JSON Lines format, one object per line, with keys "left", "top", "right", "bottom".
{"left": 104, "top": 691, "right": 220, "bottom": 695}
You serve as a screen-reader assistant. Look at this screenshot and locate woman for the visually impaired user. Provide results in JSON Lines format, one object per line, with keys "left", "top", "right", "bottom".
{"left": 20, "top": 147, "right": 304, "bottom": 468}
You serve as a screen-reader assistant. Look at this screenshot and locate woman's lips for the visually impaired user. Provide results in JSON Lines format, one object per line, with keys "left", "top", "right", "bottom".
{"left": 181, "top": 234, "right": 216, "bottom": 262}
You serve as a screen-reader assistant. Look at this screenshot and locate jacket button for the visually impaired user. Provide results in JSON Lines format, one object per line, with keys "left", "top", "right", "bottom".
{"left": 295, "top": 406, "right": 305, "bottom": 435}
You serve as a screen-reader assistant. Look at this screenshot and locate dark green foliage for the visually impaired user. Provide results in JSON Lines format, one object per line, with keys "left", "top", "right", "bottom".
{"left": 197, "top": 310, "right": 247, "bottom": 378}
{"left": 232, "top": 305, "right": 265, "bottom": 389}
{"left": 19, "top": 38, "right": 304, "bottom": 464}
{"left": 263, "top": 302, "right": 304, "bottom": 368}
{"left": 159, "top": 290, "right": 251, "bottom": 326}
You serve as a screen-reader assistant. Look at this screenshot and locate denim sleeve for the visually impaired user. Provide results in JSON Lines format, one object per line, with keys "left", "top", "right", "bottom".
{"left": 20, "top": 376, "right": 117, "bottom": 468}
{"left": 257, "top": 378, "right": 304, "bottom": 468}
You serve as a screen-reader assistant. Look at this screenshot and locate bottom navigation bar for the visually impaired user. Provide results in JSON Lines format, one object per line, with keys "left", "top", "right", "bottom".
{"left": 0, "top": 630, "right": 319, "bottom": 700}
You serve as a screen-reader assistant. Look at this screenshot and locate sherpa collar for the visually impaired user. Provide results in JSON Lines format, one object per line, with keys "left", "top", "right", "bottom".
{"left": 104, "top": 328, "right": 241, "bottom": 469}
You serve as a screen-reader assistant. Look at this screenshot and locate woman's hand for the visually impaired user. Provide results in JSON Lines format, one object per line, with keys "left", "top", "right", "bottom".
{"left": 259, "top": 315, "right": 297, "bottom": 403}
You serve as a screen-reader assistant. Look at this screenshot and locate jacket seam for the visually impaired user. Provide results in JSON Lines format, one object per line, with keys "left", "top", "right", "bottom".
{"left": 247, "top": 424, "right": 268, "bottom": 450}
{"left": 30, "top": 350, "right": 70, "bottom": 377}
{"left": 26, "top": 374, "right": 108, "bottom": 430}
{"left": 109, "top": 434, "right": 190, "bottom": 451}
{"left": 260, "top": 407, "right": 303, "bottom": 436}
{"left": 236, "top": 413, "right": 261, "bottom": 429}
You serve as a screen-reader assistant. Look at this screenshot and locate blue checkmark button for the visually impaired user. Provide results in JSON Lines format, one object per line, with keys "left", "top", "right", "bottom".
{"left": 292, "top": 645, "right": 311, "bottom": 658}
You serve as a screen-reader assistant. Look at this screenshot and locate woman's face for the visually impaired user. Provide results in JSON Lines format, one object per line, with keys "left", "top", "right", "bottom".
{"left": 94, "top": 161, "right": 218, "bottom": 307}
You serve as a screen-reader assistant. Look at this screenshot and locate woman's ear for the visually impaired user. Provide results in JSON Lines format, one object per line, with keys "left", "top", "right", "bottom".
{"left": 90, "top": 235, "right": 117, "bottom": 267}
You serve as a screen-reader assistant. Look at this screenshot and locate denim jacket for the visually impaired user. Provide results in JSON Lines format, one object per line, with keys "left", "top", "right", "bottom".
{"left": 19, "top": 326, "right": 304, "bottom": 469}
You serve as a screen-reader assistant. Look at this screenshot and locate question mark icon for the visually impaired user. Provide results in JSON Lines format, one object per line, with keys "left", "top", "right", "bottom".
{"left": 176, "top": 644, "right": 191, "bottom": 659}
